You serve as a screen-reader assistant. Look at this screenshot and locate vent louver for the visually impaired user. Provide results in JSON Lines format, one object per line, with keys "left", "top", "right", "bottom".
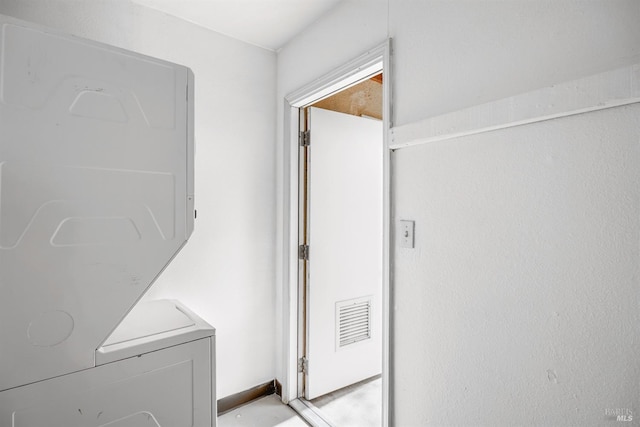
{"left": 336, "top": 297, "right": 372, "bottom": 349}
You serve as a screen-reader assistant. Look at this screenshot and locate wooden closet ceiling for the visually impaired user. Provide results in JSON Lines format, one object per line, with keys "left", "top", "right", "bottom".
{"left": 313, "top": 73, "right": 382, "bottom": 120}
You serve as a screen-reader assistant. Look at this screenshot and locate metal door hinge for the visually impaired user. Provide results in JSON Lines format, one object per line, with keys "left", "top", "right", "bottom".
{"left": 299, "top": 244, "right": 309, "bottom": 261}
{"left": 298, "top": 357, "right": 309, "bottom": 374}
{"left": 299, "top": 130, "right": 310, "bottom": 147}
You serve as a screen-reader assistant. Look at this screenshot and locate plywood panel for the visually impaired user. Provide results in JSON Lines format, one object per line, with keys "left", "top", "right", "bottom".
{"left": 313, "top": 75, "right": 382, "bottom": 120}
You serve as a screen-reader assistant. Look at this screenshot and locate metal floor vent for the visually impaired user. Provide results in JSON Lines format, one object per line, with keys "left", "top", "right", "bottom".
{"left": 336, "top": 297, "right": 372, "bottom": 349}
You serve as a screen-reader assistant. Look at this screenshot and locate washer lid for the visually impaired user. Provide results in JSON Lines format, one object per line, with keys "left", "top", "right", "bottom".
{"left": 102, "top": 299, "right": 196, "bottom": 346}
{"left": 96, "top": 299, "right": 215, "bottom": 365}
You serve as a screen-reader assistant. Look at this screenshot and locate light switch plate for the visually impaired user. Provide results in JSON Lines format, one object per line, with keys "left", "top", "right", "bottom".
{"left": 399, "top": 220, "right": 415, "bottom": 248}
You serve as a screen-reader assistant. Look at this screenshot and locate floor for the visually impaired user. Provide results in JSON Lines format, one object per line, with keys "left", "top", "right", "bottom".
{"left": 218, "top": 395, "right": 309, "bottom": 427}
{"left": 310, "top": 376, "right": 381, "bottom": 427}
{"left": 218, "top": 376, "right": 382, "bottom": 427}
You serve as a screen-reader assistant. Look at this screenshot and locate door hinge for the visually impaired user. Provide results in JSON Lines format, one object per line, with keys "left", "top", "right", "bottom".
{"left": 298, "top": 357, "right": 309, "bottom": 374}
{"left": 298, "top": 244, "right": 309, "bottom": 261}
{"left": 299, "top": 130, "right": 310, "bottom": 147}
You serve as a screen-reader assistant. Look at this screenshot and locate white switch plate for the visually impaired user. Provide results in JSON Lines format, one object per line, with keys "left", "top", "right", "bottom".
{"left": 399, "top": 220, "right": 415, "bottom": 248}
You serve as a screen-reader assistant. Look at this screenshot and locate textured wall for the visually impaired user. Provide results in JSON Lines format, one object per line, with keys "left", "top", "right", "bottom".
{"left": 388, "top": 1, "right": 640, "bottom": 424}
{"left": 390, "top": 0, "right": 640, "bottom": 126}
{"left": 393, "top": 104, "right": 640, "bottom": 425}
{"left": 0, "top": 0, "right": 277, "bottom": 399}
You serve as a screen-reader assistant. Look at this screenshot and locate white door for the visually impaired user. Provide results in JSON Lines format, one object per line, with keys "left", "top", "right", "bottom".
{"left": 305, "top": 107, "right": 383, "bottom": 400}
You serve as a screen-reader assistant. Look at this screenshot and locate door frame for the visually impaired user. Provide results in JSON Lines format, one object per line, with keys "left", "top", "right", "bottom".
{"left": 280, "top": 40, "right": 392, "bottom": 426}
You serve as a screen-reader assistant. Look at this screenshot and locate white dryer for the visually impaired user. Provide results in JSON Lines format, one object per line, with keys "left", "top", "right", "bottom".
{"left": 0, "top": 14, "right": 215, "bottom": 426}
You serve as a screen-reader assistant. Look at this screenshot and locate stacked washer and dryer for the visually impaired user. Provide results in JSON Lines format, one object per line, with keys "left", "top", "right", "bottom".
{"left": 0, "top": 14, "right": 216, "bottom": 426}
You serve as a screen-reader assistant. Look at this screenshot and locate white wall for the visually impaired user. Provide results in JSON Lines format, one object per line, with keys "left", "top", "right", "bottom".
{"left": 390, "top": 0, "right": 640, "bottom": 126}
{"left": 388, "top": 1, "right": 640, "bottom": 425}
{"left": 0, "top": 0, "right": 277, "bottom": 399}
{"left": 393, "top": 103, "right": 640, "bottom": 425}
{"left": 278, "top": 0, "right": 640, "bottom": 424}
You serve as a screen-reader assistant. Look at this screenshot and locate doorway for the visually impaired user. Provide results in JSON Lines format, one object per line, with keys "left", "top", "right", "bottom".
{"left": 281, "top": 41, "right": 391, "bottom": 427}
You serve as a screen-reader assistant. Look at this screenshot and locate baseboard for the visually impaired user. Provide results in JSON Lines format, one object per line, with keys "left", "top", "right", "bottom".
{"left": 217, "top": 379, "right": 282, "bottom": 415}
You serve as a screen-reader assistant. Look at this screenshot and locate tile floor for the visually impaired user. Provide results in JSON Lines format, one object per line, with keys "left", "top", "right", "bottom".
{"left": 218, "top": 376, "right": 381, "bottom": 427}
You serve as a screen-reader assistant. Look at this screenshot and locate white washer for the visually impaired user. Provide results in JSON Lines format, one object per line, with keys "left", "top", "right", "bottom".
{"left": 0, "top": 14, "right": 214, "bottom": 426}
{"left": 1, "top": 300, "right": 215, "bottom": 427}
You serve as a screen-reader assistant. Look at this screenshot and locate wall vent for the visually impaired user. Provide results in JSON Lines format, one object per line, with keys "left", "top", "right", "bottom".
{"left": 336, "top": 297, "right": 372, "bottom": 349}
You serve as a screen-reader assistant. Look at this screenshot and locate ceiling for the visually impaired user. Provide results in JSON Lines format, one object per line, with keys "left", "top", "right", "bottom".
{"left": 131, "top": 0, "right": 344, "bottom": 51}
